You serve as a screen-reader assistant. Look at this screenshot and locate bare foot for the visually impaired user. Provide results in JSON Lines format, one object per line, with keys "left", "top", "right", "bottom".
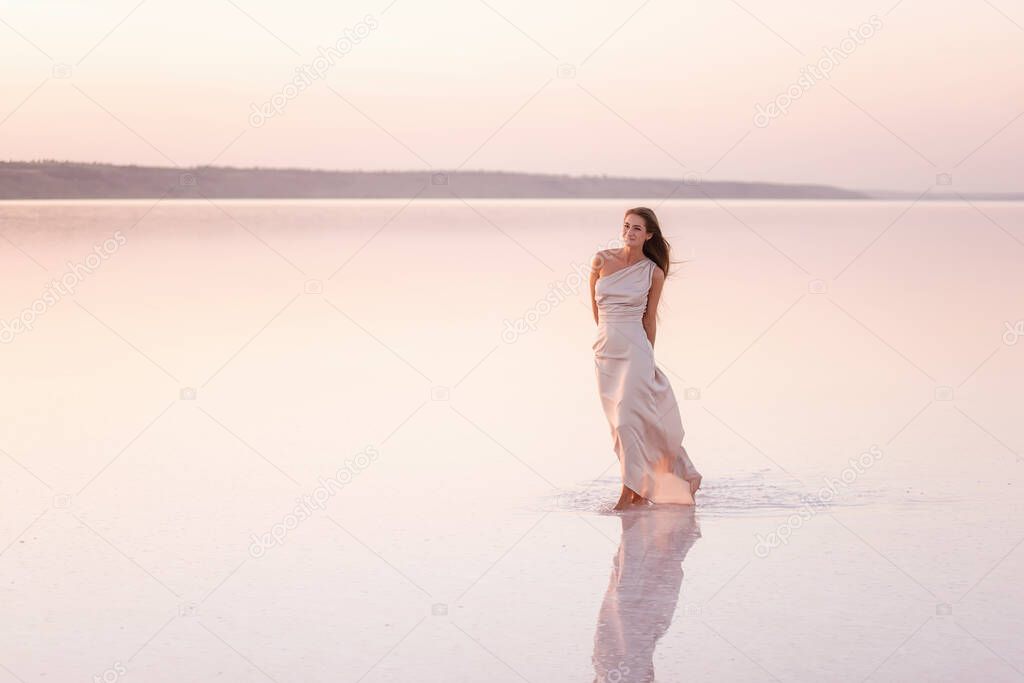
{"left": 630, "top": 489, "right": 650, "bottom": 506}
{"left": 613, "top": 485, "right": 649, "bottom": 510}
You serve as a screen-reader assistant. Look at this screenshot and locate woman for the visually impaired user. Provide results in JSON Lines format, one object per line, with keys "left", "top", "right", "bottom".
{"left": 590, "top": 207, "right": 702, "bottom": 510}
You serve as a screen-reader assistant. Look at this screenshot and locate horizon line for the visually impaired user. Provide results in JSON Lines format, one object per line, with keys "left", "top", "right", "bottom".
{"left": 1, "top": 159, "right": 1020, "bottom": 201}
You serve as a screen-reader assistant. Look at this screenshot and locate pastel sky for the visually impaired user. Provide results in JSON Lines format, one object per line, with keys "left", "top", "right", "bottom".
{"left": 1, "top": 0, "right": 1021, "bottom": 192}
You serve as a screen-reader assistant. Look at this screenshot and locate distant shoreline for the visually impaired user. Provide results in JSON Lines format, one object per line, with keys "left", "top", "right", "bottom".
{"left": 0, "top": 161, "right": 1019, "bottom": 201}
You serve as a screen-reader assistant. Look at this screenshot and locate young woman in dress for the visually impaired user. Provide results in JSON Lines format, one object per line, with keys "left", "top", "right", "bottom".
{"left": 589, "top": 207, "right": 702, "bottom": 510}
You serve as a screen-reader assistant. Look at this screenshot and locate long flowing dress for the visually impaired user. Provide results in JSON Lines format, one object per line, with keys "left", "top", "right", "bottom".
{"left": 593, "top": 256, "right": 702, "bottom": 504}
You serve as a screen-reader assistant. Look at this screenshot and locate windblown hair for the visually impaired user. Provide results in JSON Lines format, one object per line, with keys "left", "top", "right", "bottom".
{"left": 625, "top": 206, "right": 683, "bottom": 277}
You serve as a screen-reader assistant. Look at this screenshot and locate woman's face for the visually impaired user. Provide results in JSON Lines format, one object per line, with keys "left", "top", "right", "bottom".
{"left": 622, "top": 213, "right": 650, "bottom": 247}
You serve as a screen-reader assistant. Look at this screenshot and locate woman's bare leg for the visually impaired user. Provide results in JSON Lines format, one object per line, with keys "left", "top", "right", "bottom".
{"left": 613, "top": 485, "right": 633, "bottom": 510}
{"left": 613, "top": 485, "right": 648, "bottom": 510}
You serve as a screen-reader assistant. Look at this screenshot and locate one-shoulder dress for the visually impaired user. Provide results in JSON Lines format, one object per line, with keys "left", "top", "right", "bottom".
{"left": 592, "top": 256, "right": 702, "bottom": 504}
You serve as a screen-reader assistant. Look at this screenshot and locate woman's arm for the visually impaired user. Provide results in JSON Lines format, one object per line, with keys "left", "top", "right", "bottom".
{"left": 589, "top": 252, "right": 603, "bottom": 325}
{"left": 643, "top": 265, "right": 666, "bottom": 347}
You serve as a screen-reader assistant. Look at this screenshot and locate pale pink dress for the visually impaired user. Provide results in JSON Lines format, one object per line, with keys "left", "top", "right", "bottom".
{"left": 592, "top": 256, "right": 702, "bottom": 504}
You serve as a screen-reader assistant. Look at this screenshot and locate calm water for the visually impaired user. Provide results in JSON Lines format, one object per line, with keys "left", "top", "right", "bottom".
{"left": 1, "top": 199, "right": 1022, "bottom": 681}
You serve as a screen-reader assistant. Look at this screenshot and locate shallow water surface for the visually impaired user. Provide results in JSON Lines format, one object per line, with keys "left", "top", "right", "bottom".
{"left": 1, "top": 199, "right": 1022, "bottom": 681}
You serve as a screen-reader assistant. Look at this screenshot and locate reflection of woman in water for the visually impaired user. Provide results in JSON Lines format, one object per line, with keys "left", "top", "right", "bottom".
{"left": 592, "top": 507, "right": 702, "bottom": 683}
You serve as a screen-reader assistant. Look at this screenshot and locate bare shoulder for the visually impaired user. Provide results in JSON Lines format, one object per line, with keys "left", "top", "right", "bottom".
{"left": 591, "top": 249, "right": 612, "bottom": 272}
{"left": 650, "top": 263, "right": 666, "bottom": 283}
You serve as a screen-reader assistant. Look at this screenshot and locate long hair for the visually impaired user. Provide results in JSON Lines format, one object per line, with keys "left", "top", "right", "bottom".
{"left": 625, "top": 206, "right": 682, "bottom": 276}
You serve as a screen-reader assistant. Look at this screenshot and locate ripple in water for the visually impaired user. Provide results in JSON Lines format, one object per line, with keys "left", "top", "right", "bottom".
{"left": 547, "top": 469, "right": 896, "bottom": 517}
